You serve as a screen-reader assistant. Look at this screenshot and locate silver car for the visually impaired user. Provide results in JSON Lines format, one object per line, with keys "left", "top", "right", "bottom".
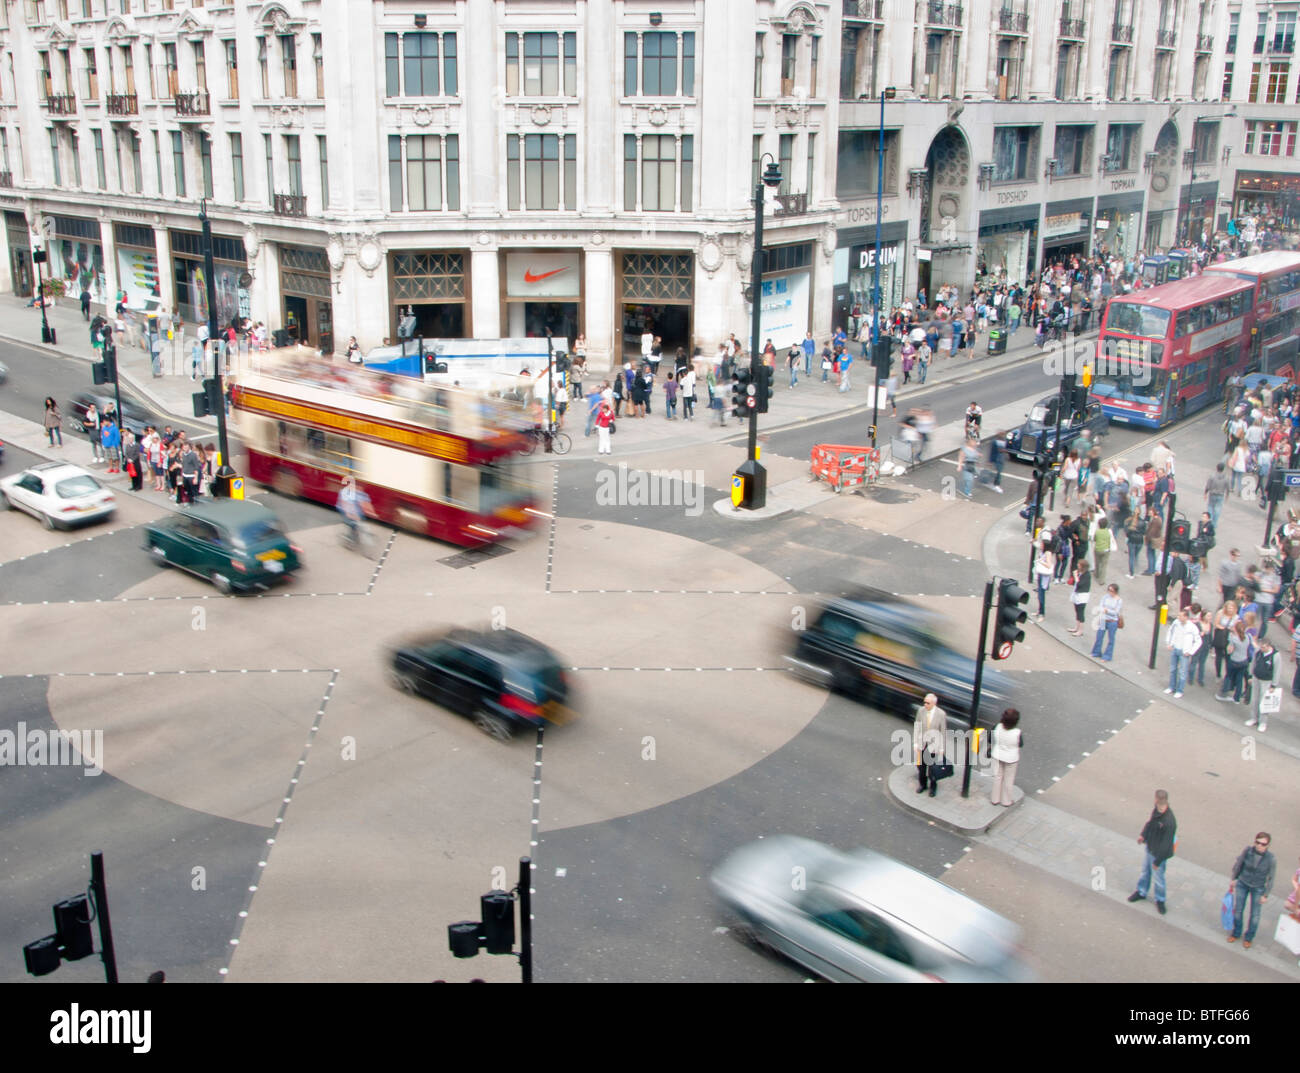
{"left": 711, "top": 836, "right": 1032, "bottom": 982}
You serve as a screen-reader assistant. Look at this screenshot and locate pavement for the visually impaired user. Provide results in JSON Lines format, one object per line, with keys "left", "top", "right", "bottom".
{"left": 878, "top": 397, "right": 1300, "bottom": 980}
{"left": 0, "top": 292, "right": 1088, "bottom": 465}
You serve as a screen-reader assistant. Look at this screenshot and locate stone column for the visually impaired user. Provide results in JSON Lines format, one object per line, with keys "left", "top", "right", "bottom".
{"left": 470, "top": 246, "right": 501, "bottom": 339}
{"left": 464, "top": 0, "right": 498, "bottom": 215}
{"left": 582, "top": 0, "right": 614, "bottom": 214}
{"left": 583, "top": 246, "right": 614, "bottom": 370}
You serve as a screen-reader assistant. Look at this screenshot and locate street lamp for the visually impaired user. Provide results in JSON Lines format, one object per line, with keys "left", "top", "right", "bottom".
{"left": 32, "top": 245, "right": 55, "bottom": 344}
{"left": 199, "top": 199, "right": 237, "bottom": 495}
{"left": 869, "top": 86, "right": 896, "bottom": 450}
{"left": 735, "top": 153, "right": 783, "bottom": 511}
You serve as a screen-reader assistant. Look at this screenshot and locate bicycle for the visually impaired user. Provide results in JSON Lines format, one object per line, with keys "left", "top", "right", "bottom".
{"left": 338, "top": 519, "right": 376, "bottom": 555}
{"left": 522, "top": 426, "right": 572, "bottom": 456}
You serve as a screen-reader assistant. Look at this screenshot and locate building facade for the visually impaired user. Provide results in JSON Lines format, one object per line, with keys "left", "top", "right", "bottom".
{"left": 0, "top": 0, "right": 1259, "bottom": 365}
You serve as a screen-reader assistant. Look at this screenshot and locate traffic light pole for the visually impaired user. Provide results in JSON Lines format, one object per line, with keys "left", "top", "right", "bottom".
{"left": 962, "top": 579, "right": 994, "bottom": 798}
{"left": 201, "top": 201, "right": 236, "bottom": 494}
{"left": 1263, "top": 473, "right": 1284, "bottom": 548}
{"left": 33, "top": 246, "right": 55, "bottom": 344}
{"left": 1148, "top": 493, "right": 1178, "bottom": 670}
{"left": 518, "top": 856, "right": 532, "bottom": 984}
{"left": 89, "top": 851, "right": 118, "bottom": 985}
{"left": 1027, "top": 463, "right": 1047, "bottom": 584}
{"left": 737, "top": 174, "right": 767, "bottom": 510}
{"left": 1048, "top": 376, "right": 1070, "bottom": 511}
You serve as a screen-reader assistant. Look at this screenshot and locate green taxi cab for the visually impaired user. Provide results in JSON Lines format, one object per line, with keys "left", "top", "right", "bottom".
{"left": 142, "top": 499, "right": 302, "bottom": 594}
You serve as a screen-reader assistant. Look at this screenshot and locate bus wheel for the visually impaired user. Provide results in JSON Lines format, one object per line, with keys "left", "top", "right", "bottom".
{"left": 1175, "top": 399, "right": 1187, "bottom": 423}
{"left": 271, "top": 468, "right": 302, "bottom": 499}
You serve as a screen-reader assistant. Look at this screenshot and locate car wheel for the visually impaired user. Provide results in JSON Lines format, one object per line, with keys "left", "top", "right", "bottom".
{"left": 210, "top": 571, "right": 234, "bottom": 596}
{"left": 389, "top": 668, "right": 418, "bottom": 694}
{"left": 0, "top": 490, "right": 8, "bottom": 510}
{"left": 1176, "top": 399, "right": 1187, "bottom": 423}
{"left": 473, "top": 709, "right": 514, "bottom": 742}
{"left": 149, "top": 543, "right": 168, "bottom": 567}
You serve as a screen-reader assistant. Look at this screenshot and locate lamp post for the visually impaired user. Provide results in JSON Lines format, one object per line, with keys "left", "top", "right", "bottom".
{"left": 199, "top": 200, "right": 236, "bottom": 494}
{"left": 736, "top": 155, "right": 783, "bottom": 510}
{"left": 870, "top": 87, "right": 897, "bottom": 448}
{"left": 32, "top": 245, "right": 55, "bottom": 344}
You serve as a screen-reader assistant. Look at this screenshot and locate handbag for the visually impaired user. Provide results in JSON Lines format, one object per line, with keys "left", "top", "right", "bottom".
{"left": 125, "top": 461, "right": 137, "bottom": 478}
{"left": 1221, "top": 890, "right": 1235, "bottom": 931}
{"left": 1117, "top": 614, "right": 1125, "bottom": 629}
{"left": 608, "top": 420, "right": 616, "bottom": 435}
{"left": 1275, "top": 913, "right": 1300, "bottom": 955}
{"left": 932, "top": 762, "right": 955, "bottom": 781}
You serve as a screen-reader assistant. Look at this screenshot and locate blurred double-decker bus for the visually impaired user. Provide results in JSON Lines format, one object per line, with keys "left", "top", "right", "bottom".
{"left": 231, "top": 355, "right": 540, "bottom": 546}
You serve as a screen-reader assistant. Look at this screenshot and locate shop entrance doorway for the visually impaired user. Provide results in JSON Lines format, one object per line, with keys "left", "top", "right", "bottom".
{"left": 508, "top": 301, "right": 578, "bottom": 342}
{"left": 621, "top": 303, "right": 690, "bottom": 364}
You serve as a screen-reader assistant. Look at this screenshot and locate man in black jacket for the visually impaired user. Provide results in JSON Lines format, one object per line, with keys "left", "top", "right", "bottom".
{"left": 1228, "top": 832, "right": 1276, "bottom": 948}
{"left": 1128, "top": 789, "right": 1177, "bottom": 914}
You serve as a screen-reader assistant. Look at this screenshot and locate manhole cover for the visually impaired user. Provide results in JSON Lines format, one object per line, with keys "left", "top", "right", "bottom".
{"left": 863, "top": 487, "right": 916, "bottom": 504}
{"left": 439, "top": 544, "right": 515, "bottom": 569}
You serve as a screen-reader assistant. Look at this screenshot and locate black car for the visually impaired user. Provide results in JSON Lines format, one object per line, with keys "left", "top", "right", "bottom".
{"left": 389, "top": 627, "right": 576, "bottom": 741}
{"left": 66, "top": 392, "right": 152, "bottom": 437}
{"left": 784, "top": 589, "right": 1012, "bottom": 727}
{"left": 1004, "top": 395, "right": 1108, "bottom": 462}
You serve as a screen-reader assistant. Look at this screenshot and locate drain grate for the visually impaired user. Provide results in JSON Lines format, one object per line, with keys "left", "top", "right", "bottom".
{"left": 439, "top": 543, "right": 516, "bottom": 569}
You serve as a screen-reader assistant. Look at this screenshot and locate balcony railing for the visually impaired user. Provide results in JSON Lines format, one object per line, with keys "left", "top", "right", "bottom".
{"left": 106, "top": 92, "right": 138, "bottom": 116}
{"left": 998, "top": 8, "right": 1029, "bottom": 33}
{"left": 842, "top": 0, "right": 884, "bottom": 18}
{"left": 925, "top": 2, "right": 964, "bottom": 28}
{"left": 173, "top": 89, "right": 211, "bottom": 116}
{"left": 1156, "top": 29, "right": 1177, "bottom": 48}
{"left": 273, "top": 193, "right": 307, "bottom": 217}
{"left": 42, "top": 93, "right": 77, "bottom": 115}
{"left": 1269, "top": 39, "right": 1297, "bottom": 55}
{"left": 1059, "top": 17, "right": 1086, "bottom": 39}
{"left": 1111, "top": 23, "right": 1133, "bottom": 43}
{"left": 1196, "top": 34, "right": 1214, "bottom": 52}
{"left": 0, "top": 171, "right": 12, "bottom": 188}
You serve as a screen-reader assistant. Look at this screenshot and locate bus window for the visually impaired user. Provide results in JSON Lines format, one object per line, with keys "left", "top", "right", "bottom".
{"left": 477, "top": 459, "right": 529, "bottom": 515}
{"left": 1092, "top": 368, "right": 1167, "bottom": 401}
{"left": 1107, "top": 303, "right": 1171, "bottom": 338}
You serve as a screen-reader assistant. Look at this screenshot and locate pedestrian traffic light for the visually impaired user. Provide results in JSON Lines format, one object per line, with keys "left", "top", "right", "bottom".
{"left": 992, "top": 578, "right": 1029, "bottom": 661}
{"left": 92, "top": 346, "right": 117, "bottom": 385}
{"left": 756, "top": 364, "right": 774, "bottom": 414}
{"left": 1071, "top": 383, "right": 1090, "bottom": 414}
{"left": 480, "top": 890, "right": 515, "bottom": 955}
{"left": 732, "top": 366, "right": 753, "bottom": 419}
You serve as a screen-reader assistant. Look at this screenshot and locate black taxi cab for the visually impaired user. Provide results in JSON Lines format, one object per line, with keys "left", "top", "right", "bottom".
{"left": 142, "top": 499, "right": 302, "bottom": 594}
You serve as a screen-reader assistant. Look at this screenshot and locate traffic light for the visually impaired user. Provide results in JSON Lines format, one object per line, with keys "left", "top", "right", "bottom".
{"left": 992, "top": 578, "right": 1029, "bottom": 661}
{"left": 1080, "top": 362, "right": 1092, "bottom": 388}
{"left": 1168, "top": 517, "right": 1192, "bottom": 555}
{"left": 192, "top": 377, "right": 224, "bottom": 418}
{"left": 92, "top": 346, "right": 117, "bottom": 385}
{"left": 480, "top": 891, "right": 515, "bottom": 955}
{"left": 1267, "top": 467, "right": 1287, "bottom": 504}
{"left": 756, "top": 364, "right": 775, "bottom": 414}
{"left": 1071, "top": 383, "right": 1090, "bottom": 413}
{"left": 871, "top": 336, "right": 893, "bottom": 376}
{"left": 732, "top": 365, "right": 753, "bottom": 419}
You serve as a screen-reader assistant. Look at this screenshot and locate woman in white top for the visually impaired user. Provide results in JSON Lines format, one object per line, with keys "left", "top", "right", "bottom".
{"left": 1033, "top": 541, "right": 1055, "bottom": 620}
{"left": 990, "top": 708, "right": 1023, "bottom": 807}
{"left": 1060, "top": 450, "right": 1081, "bottom": 506}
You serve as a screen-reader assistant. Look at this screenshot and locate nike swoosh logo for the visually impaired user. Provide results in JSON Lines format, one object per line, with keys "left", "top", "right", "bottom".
{"left": 524, "top": 267, "right": 570, "bottom": 283}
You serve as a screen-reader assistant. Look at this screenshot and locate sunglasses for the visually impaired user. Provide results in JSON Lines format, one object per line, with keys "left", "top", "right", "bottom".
{"left": 1255, "top": 839, "right": 1270, "bottom": 847}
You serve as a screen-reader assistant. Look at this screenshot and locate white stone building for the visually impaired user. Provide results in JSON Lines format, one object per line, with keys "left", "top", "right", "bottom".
{"left": 0, "top": 0, "right": 1254, "bottom": 365}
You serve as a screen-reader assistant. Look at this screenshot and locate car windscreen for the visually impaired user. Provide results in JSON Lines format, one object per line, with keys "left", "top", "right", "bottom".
{"left": 504, "top": 662, "right": 566, "bottom": 703}
{"left": 54, "top": 475, "right": 102, "bottom": 499}
{"left": 232, "top": 519, "right": 285, "bottom": 548}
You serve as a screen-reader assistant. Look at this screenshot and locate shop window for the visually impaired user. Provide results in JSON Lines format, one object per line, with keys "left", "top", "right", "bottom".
{"left": 1104, "top": 123, "right": 1139, "bottom": 170}
{"left": 992, "top": 125, "right": 1038, "bottom": 182}
{"left": 391, "top": 252, "right": 466, "bottom": 302}
{"left": 835, "top": 129, "right": 898, "bottom": 198}
{"left": 621, "top": 252, "right": 693, "bottom": 302}
{"left": 1053, "top": 124, "right": 1093, "bottom": 175}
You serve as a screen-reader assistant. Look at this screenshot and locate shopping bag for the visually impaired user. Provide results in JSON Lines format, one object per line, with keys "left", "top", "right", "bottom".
{"left": 1220, "top": 890, "right": 1235, "bottom": 932}
{"left": 1274, "top": 913, "right": 1300, "bottom": 954}
{"left": 1260, "top": 687, "right": 1282, "bottom": 714}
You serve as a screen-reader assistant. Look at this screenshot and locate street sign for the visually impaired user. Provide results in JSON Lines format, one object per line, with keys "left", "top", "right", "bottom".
{"left": 1283, "top": 470, "right": 1300, "bottom": 488}
{"left": 747, "top": 397, "right": 756, "bottom": 408}
{"left": 996, "top": 641, "right": 1013, "bottom": 660}
{"left": 230, "top": 477, "right": 244, "bottom": 500}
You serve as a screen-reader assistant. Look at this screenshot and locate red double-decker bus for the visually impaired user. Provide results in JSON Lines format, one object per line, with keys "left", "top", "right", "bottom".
{"left": 1091, "top": 275, "right": 1256, "bottom": 429}
{"left": 231, "top": 355, "right": 541, "bottom": 546}
{"left": 1204, "top": 250, "right": 1300, "bottom": 378}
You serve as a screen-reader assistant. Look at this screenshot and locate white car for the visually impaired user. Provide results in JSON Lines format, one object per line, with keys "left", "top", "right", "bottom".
{"left": 0, "top": 461, "right": 116, "bottom": 530}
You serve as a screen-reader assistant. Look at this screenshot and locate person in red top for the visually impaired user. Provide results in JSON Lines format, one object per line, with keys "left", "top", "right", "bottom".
{"left": 1140, "top": 464, "right": 1158, "bottom": 511}
{"left": 595, "top": 400, "right": 614, "bottom": 455}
